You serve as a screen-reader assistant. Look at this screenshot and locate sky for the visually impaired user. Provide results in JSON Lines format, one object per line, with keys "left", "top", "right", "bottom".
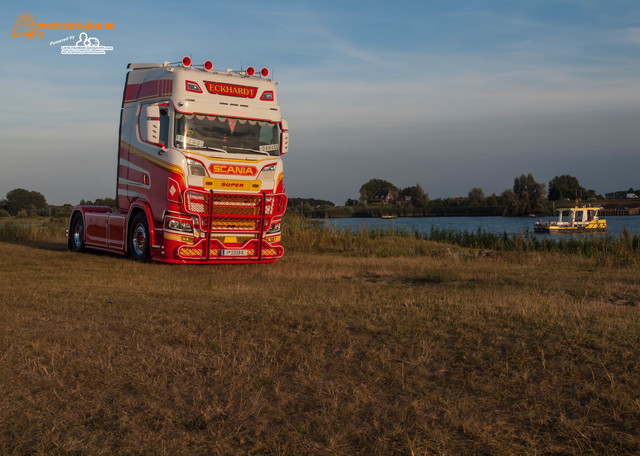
{"left": 1, "top": 0, "right": 639, "bottom": 205}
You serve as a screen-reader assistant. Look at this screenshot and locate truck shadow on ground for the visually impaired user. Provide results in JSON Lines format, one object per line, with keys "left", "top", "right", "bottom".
{"left": 0, "top": 239, "right": 68, "bottom": 252}
{"left": 4, "top": 239, "right": 112, "bottom": 257}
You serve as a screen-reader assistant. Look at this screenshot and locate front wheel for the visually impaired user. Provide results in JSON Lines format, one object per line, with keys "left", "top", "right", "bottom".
{"left": 129, "top": 213, "right": 150, "bottom": 262}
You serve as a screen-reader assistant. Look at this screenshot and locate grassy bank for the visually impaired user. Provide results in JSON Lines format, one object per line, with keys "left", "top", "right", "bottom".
{"left": 1, "top": 216, "right": 639, "bottom": 454}
{"left": 284, "top": 214, "right": 640, "bottom": 267}
{"left": 2, "top": 214, "right": 639, "bottom": 263}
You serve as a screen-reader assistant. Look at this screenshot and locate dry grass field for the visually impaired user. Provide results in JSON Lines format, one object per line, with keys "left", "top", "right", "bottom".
{"left": 1, "top": 218, "right": 639, "bottom": 455}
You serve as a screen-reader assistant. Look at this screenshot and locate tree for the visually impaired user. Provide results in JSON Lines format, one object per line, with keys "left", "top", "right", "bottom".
{"left": 548, "top": 175, "right": 590, "bottom": 200}
{"left": 5, "top": 188, "right": 48, "bottom": 216}
{"left": 502, "top": 173, "right": 546, "bottom": 216}
{"left": 400, "top": 183, "right": 429, "bottom": 207}
{"left": 288, "top": 197, "right": 335, "bottom": 208}
{"left": 468, "top": 187, "right": 486, "bottom": 206}
{"left": 359, "top": 179, "right": 398, "bottom": 205}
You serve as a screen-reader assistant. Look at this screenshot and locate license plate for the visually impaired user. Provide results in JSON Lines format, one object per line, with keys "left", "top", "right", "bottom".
{"left": 222, "top": 249, "right": 249, "bottom": 257}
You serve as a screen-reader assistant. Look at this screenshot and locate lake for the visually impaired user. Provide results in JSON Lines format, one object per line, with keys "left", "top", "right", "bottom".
{"left": 318, "top": 215, "right": 640, "bottom": 238}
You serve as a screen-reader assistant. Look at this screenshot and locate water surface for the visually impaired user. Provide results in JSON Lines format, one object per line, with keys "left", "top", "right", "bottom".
{"left": 319, "top": 215, "right": 640, "bottom": 239}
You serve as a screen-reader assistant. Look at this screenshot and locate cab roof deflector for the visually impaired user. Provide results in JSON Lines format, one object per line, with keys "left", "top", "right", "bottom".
{"left": 127, "top": 63, "right": 164, "bottom": 70}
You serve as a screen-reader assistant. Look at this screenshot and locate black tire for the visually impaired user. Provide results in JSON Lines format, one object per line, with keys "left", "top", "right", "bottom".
{"left": 69, "top": 213, "right": 85, "bottom": 252}
{"left": 129, "top": 212, "right": 150, "bottom": 262}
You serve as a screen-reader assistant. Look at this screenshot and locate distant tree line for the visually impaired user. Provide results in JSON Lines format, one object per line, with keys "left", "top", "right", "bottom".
{"left": 342, "top": 174, "right": 547, "bottom": 217}
{"left": 78, "top": 197, "right": 117, "bottom": 208}
{"left": 292, "top": 173, "right": 614, "bottom": 218}
{"left": 0, "top": 188, "right": 117, "bottom": 218}
{"left": 287, "top": 197, "right": 336, "bottom": 216}
{"left": 357, "top": 179, "right": 429, "bottom": 207}
{"left": 2, "top": 173, "right": 630, "bottom": 221}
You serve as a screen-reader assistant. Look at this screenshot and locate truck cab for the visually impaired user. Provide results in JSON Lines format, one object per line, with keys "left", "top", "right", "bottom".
{"left": 68, "top": 57, "right": 288, "bottom": 263}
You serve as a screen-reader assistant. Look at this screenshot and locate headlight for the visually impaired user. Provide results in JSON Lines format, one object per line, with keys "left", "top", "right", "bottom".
{"left": 267, "top": 223, "right": 281, "bottom": 234}
{"left": 187, "top": 158, "right": 207, "bottom": 176}
{"left": 165, "top": 218, "right": 193, "bottom": 233}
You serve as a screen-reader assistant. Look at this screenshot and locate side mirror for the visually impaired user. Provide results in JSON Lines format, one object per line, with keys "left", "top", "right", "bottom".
{"left": 140, "top": 104, "right": 160, "bottom": 144}
{"left": 280, "top": 119, "right": 289, "bottom": 155}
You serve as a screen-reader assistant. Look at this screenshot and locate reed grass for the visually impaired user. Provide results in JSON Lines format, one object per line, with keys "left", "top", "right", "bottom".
{"left": 0, "top": 218, "right": 67, "bottom": 243}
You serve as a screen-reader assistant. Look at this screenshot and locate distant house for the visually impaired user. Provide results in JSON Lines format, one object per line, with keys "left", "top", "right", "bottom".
{"left": 370, "top": 189, "right": 395, "bottom": 205}
{"left": 394, "top": 195, "right": 412, "bottom": 206}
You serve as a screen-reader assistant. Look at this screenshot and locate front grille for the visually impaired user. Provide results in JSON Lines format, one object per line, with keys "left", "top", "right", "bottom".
{"left": 212, "top": 194, "right": 261, "bottom": 216}
{"left": 210, "top": 194, "right": 262, "bottom": 232}
{"left": 210, "top": 219, "right": 259, "bottom": 231}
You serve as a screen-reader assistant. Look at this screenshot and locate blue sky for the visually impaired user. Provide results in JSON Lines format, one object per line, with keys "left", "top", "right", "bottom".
{"left": 1, "top": 0, "right": 639, "bottom": 205}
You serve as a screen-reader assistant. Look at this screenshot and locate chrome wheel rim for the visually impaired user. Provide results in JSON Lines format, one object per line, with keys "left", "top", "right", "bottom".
{"left": 73, "top": 222, "right": 83, "bottom": 248}
{"left": 132, "top": 224, "right": 147, "bottom": 255}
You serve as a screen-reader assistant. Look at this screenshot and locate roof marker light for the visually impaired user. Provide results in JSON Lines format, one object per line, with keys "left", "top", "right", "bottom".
{"left": 246, "top": 66, "right": 255, "bottom": 76}
{"left": 186, "top": 80, "right": 203, "bottom": 93}
{"left": 182, "top": 56, "right": 192, "bottom": 67}
{"left": 204, "top": 60, "right": 213, "bottom": 71}
{"left": 261, "top": 67, "right": 269, "bottom": 77}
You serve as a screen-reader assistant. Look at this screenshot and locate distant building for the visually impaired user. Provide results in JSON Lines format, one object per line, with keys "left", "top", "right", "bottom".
{"left": 606, "top": 191, "right": 638, "bottom": 199}
{"left": 394, "top": 195, "right": 412, "bottom": 206}
{"left": 370, "top": 189, "right": 395, "bottom": 205}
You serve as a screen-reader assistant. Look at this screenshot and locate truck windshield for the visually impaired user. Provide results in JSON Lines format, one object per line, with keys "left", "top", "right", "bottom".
{"left": 174, "top": 113, "right": 280, "bottom": 156}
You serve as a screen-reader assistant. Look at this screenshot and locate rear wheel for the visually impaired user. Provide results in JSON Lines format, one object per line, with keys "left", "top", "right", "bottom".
{"left": 69, "top": 213, "right": 85, "bottom": 252}
{"left": 129, "top": 212, "right": 150, "bottom": 262}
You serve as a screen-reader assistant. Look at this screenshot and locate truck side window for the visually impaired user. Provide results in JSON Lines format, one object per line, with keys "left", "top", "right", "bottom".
{"left": 140, "top": 102, "right": 170, "bottom": 147}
